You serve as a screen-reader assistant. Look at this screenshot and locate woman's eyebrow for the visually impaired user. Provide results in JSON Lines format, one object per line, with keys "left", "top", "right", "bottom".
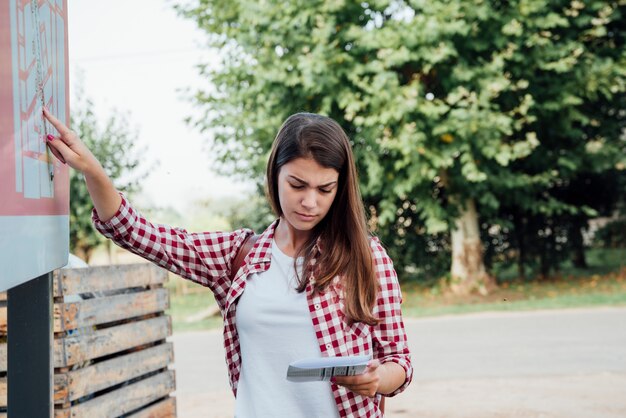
{"left": 288, "top": 175, "right": 337, "bottom": 188}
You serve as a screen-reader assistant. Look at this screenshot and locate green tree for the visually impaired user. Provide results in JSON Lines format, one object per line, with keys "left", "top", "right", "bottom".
{"left": 178, "top": 0, "right": 625, "bottom": 291}
{"left": 70, "top": 81, "right": 147, "bottom": 262}
{"left": 479, "top": 0, "right": 626, "bottom": 278}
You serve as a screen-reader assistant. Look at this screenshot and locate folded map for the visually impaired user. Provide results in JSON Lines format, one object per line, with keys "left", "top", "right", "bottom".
{"left": 286, "top": 355, "right": 371, "bottom": 382}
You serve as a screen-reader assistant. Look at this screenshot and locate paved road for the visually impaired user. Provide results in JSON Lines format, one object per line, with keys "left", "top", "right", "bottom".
{"left": 171, "top": 307, "right": 626, "bottom": 417}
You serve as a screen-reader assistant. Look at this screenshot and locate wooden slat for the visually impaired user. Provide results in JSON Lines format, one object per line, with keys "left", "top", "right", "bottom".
{"left": 0, "top": 344, "right": 5, "bottom": 372}
{"left": 0, "top": 304, "right": 5, "bottom": 335}
{"left": 53, "top": 264, "right": 167, "bottom": 297}
{"left": 55, "top": 316, "right": 171, "bottom": 368}
{"left": 1, "top": 343, "right": 174, "bottom": 408}
{"left": 54, "top": 374, "right": 68, "bottom": 405}
{"left": 0, "top": 265, "right": 167, "bottom": 335}
{"left": 54, "top": 370, "right": 175, "bottom": 418}
{"left": 55, "top": 343, "right": 174, "bottom": 404}
{"left": 127, "top": 396, "right": 176, "bottom": 418}
{"left": 54, "top": 288, "right": 169, "bottom": 332}
{"left": 1, "top": 289, "right": 170, "bottom": 335}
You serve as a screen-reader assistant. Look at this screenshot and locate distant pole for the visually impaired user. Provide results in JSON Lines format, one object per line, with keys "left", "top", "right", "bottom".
{"left": 7, "top": 272, "right": 53, "bottom": 418}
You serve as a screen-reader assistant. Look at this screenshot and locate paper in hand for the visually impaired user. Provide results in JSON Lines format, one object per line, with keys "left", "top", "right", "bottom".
{"left": 286, "top": 355, "right": 371, "bottom": 382}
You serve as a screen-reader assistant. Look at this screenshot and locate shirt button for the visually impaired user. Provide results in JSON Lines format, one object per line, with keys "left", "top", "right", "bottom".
{"left": 314, "top": 303, "right": 321, "bottom": 310}
{"left": 325, "top": 343, "right": 332, "bottom": 350}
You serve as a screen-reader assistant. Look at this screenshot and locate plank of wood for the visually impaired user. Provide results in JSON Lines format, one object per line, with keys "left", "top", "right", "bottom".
{"left": 54, "top": 288, "right": 169, "bottom": 332}
{"left": 0, "top": 344, "right": 5, "bottom": 372}
{"left": 0, "top": 314, "right": 172, "bottom": 370}
{"left": 1, "top": 295, "right": 171, "bottom": 344}
{"left": 53, "top": 264, "right": 167, "bottom": 297}
{"left": 55, "top": 343, "right": 174, "bottom": 404}
{"left": 55, "top": 316, "right": 171, "bottom": 368}
{"left": 54, "top": 370, "right": 175, "bottom": 418}
{"left": 2, "top": 353, "right": 175, "bottom": 409}
{"left": 54, "top": 374, "right": 68, "bottom": 405}
{"left": 127, "top": 396, "right": 176, "bottom": 418}
{"left": 1, "top": 344, "right": 174, "bottom": 408}
{"left": 0, "top": 267, "right": 168, "bottom": 332}
{"left": 0, "top": 305, "right": 5, "bottom": 335}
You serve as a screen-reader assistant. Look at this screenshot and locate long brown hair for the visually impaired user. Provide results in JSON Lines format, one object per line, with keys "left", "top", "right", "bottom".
{"left": 266, "top": 113, "right": 378, "bottom": 325}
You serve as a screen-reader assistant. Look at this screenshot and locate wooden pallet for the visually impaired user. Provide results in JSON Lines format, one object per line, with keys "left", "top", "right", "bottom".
{"left": 0, "top": 264, "right": 177, "bottom": 417}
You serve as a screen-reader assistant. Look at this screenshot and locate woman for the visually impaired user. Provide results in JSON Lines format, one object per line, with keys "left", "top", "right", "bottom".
{"left": 44, "top": 108, "right": 412, "bottom": 417}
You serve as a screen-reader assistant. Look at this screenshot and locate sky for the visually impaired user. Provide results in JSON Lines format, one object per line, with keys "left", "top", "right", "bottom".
{"left": 67, "top": 0, "right": 251, "bottom": 213}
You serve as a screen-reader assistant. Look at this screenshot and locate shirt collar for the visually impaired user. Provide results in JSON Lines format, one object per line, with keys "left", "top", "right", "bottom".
{"left": 245, "top": 219, "right": 279, "bottom": 265}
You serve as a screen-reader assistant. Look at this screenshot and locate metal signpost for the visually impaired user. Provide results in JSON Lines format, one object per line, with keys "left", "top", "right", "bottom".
{"left": 0, "top": 1, "right": 70, "bottom": 416}
{"left": 7, "top": 274, "right": 54, "bottom": 417}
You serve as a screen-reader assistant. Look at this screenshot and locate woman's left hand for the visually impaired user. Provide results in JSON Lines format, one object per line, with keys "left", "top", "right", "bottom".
{"left": 332, "top": 359, "right": 381, "bottom": 397}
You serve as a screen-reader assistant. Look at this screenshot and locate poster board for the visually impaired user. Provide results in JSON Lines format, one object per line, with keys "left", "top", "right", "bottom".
{"left": 0, "top": 0, "right": 69, "bottom": 291}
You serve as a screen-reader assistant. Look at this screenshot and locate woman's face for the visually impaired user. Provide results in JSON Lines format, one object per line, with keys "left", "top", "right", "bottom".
{"left": 277, "top": 157, "right": 339, "bottom": 232}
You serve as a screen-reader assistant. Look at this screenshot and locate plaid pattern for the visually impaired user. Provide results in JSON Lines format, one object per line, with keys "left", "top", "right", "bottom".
{"left": 93, "top": 195, "right": 413, "bottom": 417}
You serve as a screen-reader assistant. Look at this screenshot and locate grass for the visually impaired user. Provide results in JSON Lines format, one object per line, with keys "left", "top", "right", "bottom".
{"left": 166, "top": 248, "right": 626, "bottom": 333}
{"left": 491, "top": 247, "right": 626, "bottom": 282}
{"left": 166, "top": 286, "right": 223, "bottom": 333}
{"left": 401, "top": 269, "right": 626, "bottom": 318}
{"left": 401, "top": 247, "right": 626, "bottom": 317}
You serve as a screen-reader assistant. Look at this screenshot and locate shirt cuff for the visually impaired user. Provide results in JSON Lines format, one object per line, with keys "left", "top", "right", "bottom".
{"left": 380, "top": 355, "right": 413, "bottom": 397}
{"left": 91, "top": 193, "right": 137, "bottom": 239}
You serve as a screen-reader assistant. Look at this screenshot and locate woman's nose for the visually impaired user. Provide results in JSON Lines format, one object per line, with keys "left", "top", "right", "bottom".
{"left": 301, "top": 190, "right": 317, "bottom": 209}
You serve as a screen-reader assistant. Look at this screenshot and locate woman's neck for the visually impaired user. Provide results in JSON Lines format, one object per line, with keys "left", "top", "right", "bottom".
{"left": 274, "top": 217, "right": 311, "bottom": 257}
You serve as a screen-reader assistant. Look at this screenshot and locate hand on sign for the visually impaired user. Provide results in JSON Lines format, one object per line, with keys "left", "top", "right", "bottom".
{"left": 43, "top": 107, "right": 122, "bottom": 221}
{"left": 332, "top": 359, "right": 381, "bottom": 397}
{"left": 42, "top": 107, "right": 103, "bottom": 176}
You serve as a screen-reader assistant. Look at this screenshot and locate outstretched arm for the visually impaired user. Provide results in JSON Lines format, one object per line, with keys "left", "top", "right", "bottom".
{"left": 43, "top": 107, "right": 252, "bottom": 295}
{"left": 43, "top": 107, "right": 121, "bottom": 221}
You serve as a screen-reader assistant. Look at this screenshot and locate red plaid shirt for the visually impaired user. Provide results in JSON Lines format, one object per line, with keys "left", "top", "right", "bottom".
{"left": 93, "top": 195, "right": 413, "bottom": 417}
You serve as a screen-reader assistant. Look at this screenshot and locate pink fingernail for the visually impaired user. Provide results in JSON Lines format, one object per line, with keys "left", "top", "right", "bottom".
{"left": 46, "top": 134, "right": 54, "bottom": 141}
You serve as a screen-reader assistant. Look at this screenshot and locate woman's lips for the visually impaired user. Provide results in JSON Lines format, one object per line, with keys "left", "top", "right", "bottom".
{"left": 296, "top": 212, "right": 316, "bottom": 221}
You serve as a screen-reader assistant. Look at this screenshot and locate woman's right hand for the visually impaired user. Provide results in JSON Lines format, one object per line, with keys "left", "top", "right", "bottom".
{"left": 43, "top": 106, "right": 103, "bottom": 176}
{"left": 43, "top": 106, "right": 122, "bottom": 221}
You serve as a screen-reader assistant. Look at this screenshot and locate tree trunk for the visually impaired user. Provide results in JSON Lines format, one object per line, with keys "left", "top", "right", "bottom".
{"left": 106, "top": 240, "right": 113, "bottom": 265}
{"left": 84, "top": 247, "right": 94, "bottom": 264}
{"left": 570, "top": 221, "right": 588, "bottom": 269}
{"left": 513, "top": 213, "right": 526, "bottom": 280}
{"left": 74, "top": 246, "right": 87, "bottom": 263}
{"left": 450, "top": 199, "right": 496, "bottom": 295}
{"left": 73, "top": 246, "right": 93, "bottom": 264}
{"left": 539, "top": 237, "right": 551, "bottom": 279}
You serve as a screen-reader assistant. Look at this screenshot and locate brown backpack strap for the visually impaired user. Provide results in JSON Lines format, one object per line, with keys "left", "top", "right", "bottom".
{"left": 229, "top": 233, "right": 259, "bottom": 281}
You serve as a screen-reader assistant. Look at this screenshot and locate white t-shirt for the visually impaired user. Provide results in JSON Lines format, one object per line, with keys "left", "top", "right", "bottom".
{"left": 234, "top": 239, "right": 340, "bottom": 418}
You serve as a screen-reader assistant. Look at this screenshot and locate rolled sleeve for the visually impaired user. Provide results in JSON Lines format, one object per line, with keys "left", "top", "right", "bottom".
{"left": 92, "top": 193, "right": 136, "bottom": 239}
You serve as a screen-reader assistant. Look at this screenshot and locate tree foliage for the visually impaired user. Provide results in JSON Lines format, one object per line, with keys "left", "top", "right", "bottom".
{"left": 178, "top": 0, "right": 626, "bottom": 281}
{"left": 70, "top": 81, "right": 147, "bottom": 262}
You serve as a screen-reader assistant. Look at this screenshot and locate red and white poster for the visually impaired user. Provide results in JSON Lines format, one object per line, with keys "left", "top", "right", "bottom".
{"left": 0, "top": 0, "right": 69, "bottom": 290}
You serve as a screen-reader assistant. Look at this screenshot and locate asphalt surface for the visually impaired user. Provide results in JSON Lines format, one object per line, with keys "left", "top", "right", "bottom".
{"left": 171, "top": 307, "right": 626, "bottom": 417}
